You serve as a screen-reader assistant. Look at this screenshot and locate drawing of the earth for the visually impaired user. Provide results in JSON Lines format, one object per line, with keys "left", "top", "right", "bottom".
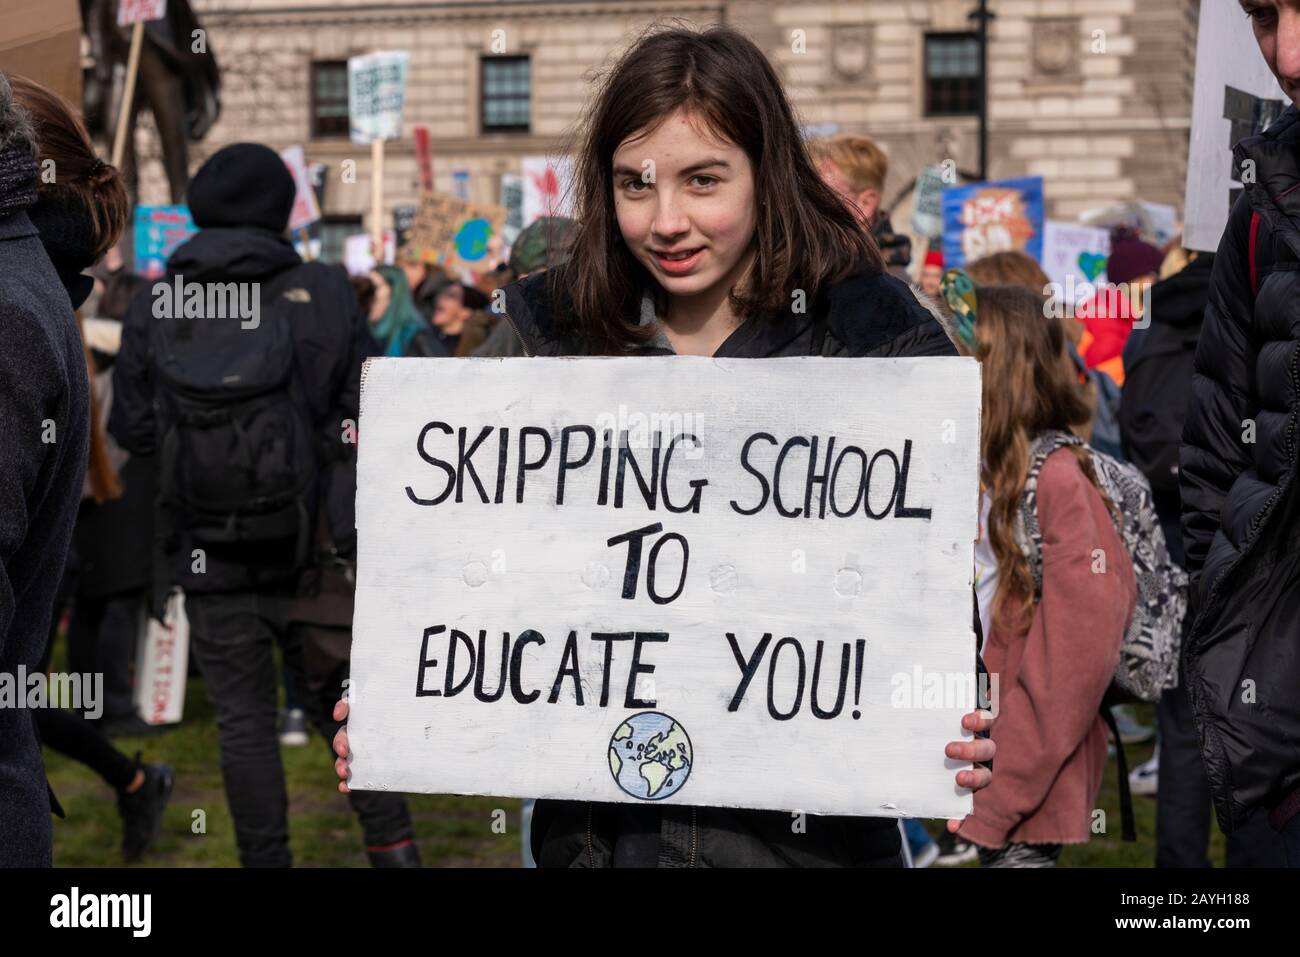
{"left": 608, "top": 712, "right": 693, "bottom": 800}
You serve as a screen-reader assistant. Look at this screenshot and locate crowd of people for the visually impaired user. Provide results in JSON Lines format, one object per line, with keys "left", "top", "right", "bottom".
{"left": 3, "top": 12, "right": 1300, "bottom": 869}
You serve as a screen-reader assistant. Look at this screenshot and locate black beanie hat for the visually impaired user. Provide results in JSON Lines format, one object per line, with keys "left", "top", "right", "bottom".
{"left": 187, "top": 143, "right": 296, "bottom": 232}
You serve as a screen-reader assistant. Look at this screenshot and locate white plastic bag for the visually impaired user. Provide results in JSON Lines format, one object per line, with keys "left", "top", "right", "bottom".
{"left": 134, "top": 590, "right": 189, "bottom": 725}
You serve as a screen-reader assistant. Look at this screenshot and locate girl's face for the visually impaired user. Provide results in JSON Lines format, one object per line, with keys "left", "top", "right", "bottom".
{"left": 612, "top": 107, "right": 758, "bottom": 305}
{"left": 433, "top": 285, "right": 469, "bottom": 335}
{"left": 368, "top": 271, "right": 391, "bottom": 323}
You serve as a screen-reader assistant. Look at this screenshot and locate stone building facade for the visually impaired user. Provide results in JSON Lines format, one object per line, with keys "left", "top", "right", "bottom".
{"left": 137, "top": 0, "right": 1198, "bottom": 264}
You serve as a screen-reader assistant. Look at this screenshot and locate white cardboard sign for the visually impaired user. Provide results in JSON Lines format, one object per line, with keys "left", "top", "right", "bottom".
{"left": 348, "top": 50, "right": 410, "bottom": 144}
{"left": 1184, "top": 0, "right": 1288, "bottom": 252}
{"left": 348, "top": 356, "right": 981, "bottom": 819}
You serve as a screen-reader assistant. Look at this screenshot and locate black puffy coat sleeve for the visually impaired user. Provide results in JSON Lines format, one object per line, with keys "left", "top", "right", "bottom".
{"left": 108, "top": 283, "right": 159, "bottom": 456}
{"left": 1179, "top": 195, "right": 1259, "bottom": 596}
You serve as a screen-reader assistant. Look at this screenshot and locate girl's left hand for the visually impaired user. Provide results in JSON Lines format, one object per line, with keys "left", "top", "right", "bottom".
{"left": 945, "top": 709, "right": 995, "bottom": 832}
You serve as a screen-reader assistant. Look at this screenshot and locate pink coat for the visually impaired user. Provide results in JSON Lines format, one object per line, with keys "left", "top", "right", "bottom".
{"left": 959, "top": 448, "right": 1136, "bottom": 848}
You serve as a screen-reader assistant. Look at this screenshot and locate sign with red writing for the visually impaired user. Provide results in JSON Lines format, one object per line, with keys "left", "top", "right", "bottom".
{"left": 117, "top": 0, "right": 167, "bottom": 27}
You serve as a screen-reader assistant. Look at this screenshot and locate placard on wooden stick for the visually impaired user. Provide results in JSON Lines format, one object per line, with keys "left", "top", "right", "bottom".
{"left": 348, "top": 356, "right": 981, "bottom": 819}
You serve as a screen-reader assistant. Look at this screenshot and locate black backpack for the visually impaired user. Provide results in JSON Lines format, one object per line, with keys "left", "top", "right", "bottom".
{"left": 150, "top": 267, "right": 318, "bottom": 563}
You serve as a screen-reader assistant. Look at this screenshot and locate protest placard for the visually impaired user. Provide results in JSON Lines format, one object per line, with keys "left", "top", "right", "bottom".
{"left": 343, "top": 231, "right": 395, "bottom": 276}
{"left": 117, "top": 0, "right": 166, "bottom": 26}
{"left": 942, "top": 176, "right": 1044, "bottom": 269}
{"left": 1184, "top": 0, "right": 1287, "bottom": 252}
{"left": 348, "top": 50, "right": 409, "bottom": 144}
{"left": 522, "top": 155, "right": 574, "bottom": 226}
{"left": 133, "top": 204, "right": 197, "bottom": 279}
{"left": 911, "top": 164, "right": 947, "bottom": 240}
{"left": 500, "top": 172, "right": 524, "bottom": 247}
{"left": 1042, "top": 220, "right": 1111, "bottom": 307}
{"left": 406, "top": 191, "right": 506, "bottom": 272}
{"left": 347, "top": 356, "right": 981, "bottom": 819}
{"left": 279, "top": 145, "right": 321, "bottom": 233}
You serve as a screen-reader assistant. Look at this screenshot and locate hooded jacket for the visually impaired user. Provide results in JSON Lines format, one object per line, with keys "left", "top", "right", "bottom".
{"left": 110, "top": 227, "right": 373, "bottom": 596}
{"left": 1121, "top": 253, "right": 1214, "bottom": 566}
{"left": 1180, "top": 104, "right": 1300, "bottom": 832}
{"left": 501, "top": 265, "right": 959, "bottom": 866}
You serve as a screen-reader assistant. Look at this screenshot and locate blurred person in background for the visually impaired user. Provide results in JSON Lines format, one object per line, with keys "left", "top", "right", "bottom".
{"left": 966, "top": 250, "right": 1128, "bottom": 464}
{"left": 810, "top": 133, "right": 912, "bottom": 283}
{"left": 1076, "top": 229, "right": 1163, "bottom": 387}
{"left": 71, "top": 270, "right": 155, "bottom": 737}
{"left": 366, "top": 264, "right": 425, "bottom": 357}
{"left": 919, "top": 247, "right": 945, "bottom": 300}
{"left": 474, "top": 216, "right": 578, "bottom": 359}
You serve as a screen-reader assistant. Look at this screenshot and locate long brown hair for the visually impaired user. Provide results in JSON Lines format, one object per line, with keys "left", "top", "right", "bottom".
{"left": 957, "top": 284, "right": 1105, "bottom": 629}
{"left": 11, "top": 74, "right": 128, "bottom": 502}
{"left": 966, "top": 249, "right": 1096, "bottom": 440}
{"left": 563, "top": 25, "right": 882, "bottom": 355}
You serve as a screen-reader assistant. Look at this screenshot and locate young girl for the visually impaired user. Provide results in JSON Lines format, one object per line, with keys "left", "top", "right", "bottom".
{"left": 334, "top": 25, "right": 994, "bottom": 867}
{"left": 942, "top": 274, "right": 1136, "bottom": 867}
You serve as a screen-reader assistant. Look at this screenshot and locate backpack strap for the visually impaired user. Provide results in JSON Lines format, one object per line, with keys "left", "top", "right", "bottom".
{"left": 1017, "top": 429, "right": 1084, "bottom": 601}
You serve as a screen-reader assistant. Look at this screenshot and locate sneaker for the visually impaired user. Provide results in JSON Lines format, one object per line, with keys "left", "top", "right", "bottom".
{"left": 1112, "top": 705, "right": 1155, "bottom": 745}
{"left": 1129, "top": 752, "right": 1159, "bottom": 797}
{"left": 934, "top": 829, "right": 979, "bottom": 866}
{"left": 279, "top": 708, "right": 309, "bottom": 746}
{"left": 117, "top": 756, "right": 175, "bottom": 862}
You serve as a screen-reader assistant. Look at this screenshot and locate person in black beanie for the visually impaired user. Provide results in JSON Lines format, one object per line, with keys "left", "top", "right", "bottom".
{"left": 0, "top": 71, "right": 92, "bottom": 868}
{"left": 111, "top": 142, "right": 418, "bottom": 868}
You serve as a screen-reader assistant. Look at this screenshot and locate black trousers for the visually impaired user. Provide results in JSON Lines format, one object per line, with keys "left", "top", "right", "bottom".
{"left": 35, "top": 614, "right": 137, "bottom": 793}
{"left": 186, "top": 589, "right": 413, "bottom": 867}
{"left": 68, "top": 590, "right": 144, "bottom": 722}
{"left": 1156, "top": 682, "right": 1286, "bottom": 867}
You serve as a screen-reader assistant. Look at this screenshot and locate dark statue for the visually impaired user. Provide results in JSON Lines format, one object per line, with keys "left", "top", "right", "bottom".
{"left": 81, "top": 0, "right": 221, "bottom": 204}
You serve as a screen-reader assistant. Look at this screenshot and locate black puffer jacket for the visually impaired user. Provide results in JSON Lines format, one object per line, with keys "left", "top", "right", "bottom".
{"left": 1121, "top": 253, "right": 1214, "bottom": 568}
{"left": 1180, "top": 104, "right": 1300, "bottom": 832}
{"left": 503, "top": 265, "right": 958, "bottom": 866}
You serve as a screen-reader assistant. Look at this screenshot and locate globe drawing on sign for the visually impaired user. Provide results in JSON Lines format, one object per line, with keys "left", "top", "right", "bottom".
{"left": 608, "top": 712, "right": 693, "bottom": 800}
{"left": 453, "top": 217, "right": 492, "bottom": 262}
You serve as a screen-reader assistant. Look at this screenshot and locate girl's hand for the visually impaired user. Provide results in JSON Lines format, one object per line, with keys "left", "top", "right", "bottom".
{"left": 945, "top": 709, "right": 995, "bottom": 832}
{"left": 332, "top": 697, "right": 351, "bottom": 794}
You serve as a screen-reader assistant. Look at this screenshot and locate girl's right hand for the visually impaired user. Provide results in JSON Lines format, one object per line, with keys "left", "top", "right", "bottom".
{"left": 332, "top": 697, "right": 351, "bottom": 793}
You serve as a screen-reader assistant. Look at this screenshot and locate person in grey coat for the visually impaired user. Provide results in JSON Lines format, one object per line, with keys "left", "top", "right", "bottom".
{"left": 0, "top": 72, "right": 92, "bottom": 867}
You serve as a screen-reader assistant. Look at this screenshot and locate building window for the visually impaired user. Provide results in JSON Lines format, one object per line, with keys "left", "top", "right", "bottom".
{"left": 311, "top": 60, "right": 350, "bottom": 138}
{"left": 319, "top": 216, "right": 362, "bottom": 265}
{"left": 924, "top": 33, "right": 981, "bottom": 116}
{"left": 481, "top": 55, "right": 530, "bottom": 133}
